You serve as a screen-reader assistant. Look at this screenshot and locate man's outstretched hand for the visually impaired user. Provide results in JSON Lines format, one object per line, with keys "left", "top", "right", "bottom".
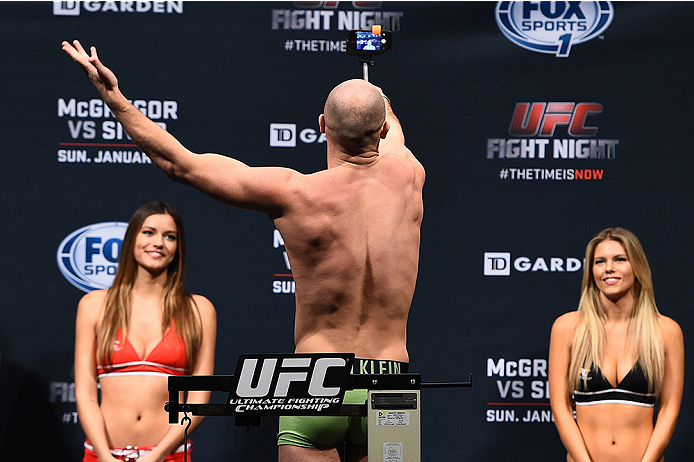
{"left": 62, "top": 40, "right": 118, "bottom": 95}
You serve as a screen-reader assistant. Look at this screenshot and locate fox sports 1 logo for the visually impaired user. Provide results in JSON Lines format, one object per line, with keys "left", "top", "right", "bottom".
{"left": 57, "top": 222, "right": 127, "bottom": 292}
{"left": 495, "top": 1, "right": 614, "bottom": 57}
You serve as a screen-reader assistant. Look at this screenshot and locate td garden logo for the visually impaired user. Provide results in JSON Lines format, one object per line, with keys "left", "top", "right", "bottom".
{"left": 53, "top": 1, "right": 184, "bottom": 16}
{"left": 484, "top": 252, "right": 583, "bottom": 276}
{"left": 495, "top": 1, "right": 614, "bottom": 57}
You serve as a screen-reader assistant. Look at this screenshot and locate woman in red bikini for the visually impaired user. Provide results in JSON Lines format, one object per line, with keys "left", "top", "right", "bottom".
{"left": 549, "top": 227, "right": 684, "bottom": 462}
{"left": 75, "top": 201, "right": 217, "bottom": 462}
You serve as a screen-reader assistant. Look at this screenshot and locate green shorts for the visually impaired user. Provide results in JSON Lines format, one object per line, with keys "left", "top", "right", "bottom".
{"left": 277, "top": 358, "right": 409, "bottom": 449}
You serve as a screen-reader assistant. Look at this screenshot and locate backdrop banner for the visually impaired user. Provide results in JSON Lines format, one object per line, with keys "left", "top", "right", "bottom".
{"left": 0, "top": 2, "right": 691, "bottom": 460}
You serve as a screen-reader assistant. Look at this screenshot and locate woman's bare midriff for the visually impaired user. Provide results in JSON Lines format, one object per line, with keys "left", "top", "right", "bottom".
{"left": 98, "top": 375, "right": 177, "bottom": 447}
{"left": 569, "top": 403, "right": 657, "bottom": 462}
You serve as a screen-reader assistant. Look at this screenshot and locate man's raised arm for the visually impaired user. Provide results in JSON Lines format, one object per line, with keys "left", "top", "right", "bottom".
{"left": 62, "top": 40, "right": 193, "bottom": 177}
{"left": 62, "top": 40, "right": 293, "bottom": 215}
{"left": 372, "top": 86, "right": 410, "bottom": 159}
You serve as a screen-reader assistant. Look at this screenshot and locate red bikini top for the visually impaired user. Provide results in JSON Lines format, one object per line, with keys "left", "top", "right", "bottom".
{"left": 97, "top": 322, "right": 187, "bottom": 379}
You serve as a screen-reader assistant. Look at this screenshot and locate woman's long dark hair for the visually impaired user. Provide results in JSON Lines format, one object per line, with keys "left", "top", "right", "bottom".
{"left": 96, "top": 201, "right": 201, "bottom": 373}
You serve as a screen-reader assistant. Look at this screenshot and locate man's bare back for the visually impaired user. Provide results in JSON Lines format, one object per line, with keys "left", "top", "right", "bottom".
{"left": 276, "top": 146, "right": 424, "bottom": 362}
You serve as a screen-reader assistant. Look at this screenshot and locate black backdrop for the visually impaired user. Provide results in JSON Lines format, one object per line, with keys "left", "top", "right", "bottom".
{"left": 0, "top": 1, "right": 692, "bottom": 460}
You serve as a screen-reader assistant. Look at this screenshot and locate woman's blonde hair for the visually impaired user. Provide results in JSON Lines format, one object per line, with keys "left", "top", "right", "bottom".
{"left": 96, "top": 201, "right": 202, "bottom": 373}
{"left": 569, "top": 227, "right": 664, "bottom": 393}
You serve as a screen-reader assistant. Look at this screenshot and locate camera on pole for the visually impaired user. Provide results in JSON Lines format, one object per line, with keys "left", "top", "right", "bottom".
{"left": 346, "top": 25, "right": 392, "bottom": 82}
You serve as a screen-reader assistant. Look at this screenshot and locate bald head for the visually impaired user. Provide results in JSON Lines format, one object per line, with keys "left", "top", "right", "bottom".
{"left": 323, "top": 79, "right": 386, "bottom": 151}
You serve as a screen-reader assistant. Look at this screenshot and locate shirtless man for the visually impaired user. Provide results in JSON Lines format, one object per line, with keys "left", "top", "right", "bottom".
{"left": 63, "top": 40, "right": 425, "bottom": 462}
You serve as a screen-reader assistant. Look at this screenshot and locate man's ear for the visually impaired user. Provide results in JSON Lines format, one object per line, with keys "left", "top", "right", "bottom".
{"left": 319, "top": 114, "right": 326, "bottom": 134}
{"left": 380, "top": 120, "right": 390, "bottom": 139}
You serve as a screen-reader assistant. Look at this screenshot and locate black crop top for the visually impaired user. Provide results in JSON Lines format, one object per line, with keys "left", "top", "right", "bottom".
{"left": 573, "top": 361, "right": 656, "bottom": 407}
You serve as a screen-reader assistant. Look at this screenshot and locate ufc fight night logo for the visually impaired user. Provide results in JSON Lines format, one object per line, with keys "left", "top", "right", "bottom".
{"left": 487, "top": 101, "right": 619, "bottom": 160}
{"left": 228, "top": 354, "right": 353, "bottom": 414}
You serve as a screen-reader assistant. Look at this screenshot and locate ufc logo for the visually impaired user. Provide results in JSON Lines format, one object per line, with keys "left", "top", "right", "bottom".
{"left": 509, "top": 102, "right": 602, "bottom": 137}
{"left": 233, "top": 355, "right": 350, "bottom": 398}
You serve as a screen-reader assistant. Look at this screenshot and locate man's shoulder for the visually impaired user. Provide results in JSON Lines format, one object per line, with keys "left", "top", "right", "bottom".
{"left": 378, "top": 150, "right": 425, "bottom": 189}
